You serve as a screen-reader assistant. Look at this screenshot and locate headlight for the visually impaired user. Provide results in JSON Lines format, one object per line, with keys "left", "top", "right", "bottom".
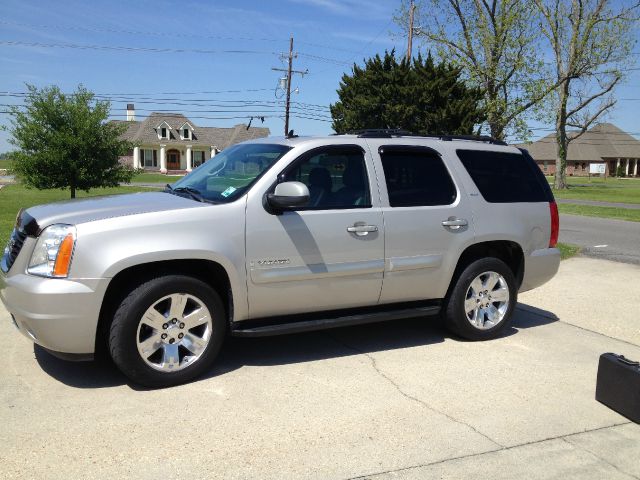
{"left": 27, "top": 224, "right": 76, "bottom": 278}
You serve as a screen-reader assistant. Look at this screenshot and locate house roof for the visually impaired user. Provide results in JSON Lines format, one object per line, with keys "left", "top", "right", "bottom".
{"left": 113, "top": 112, "right": 270, "bottom": 148}
{"left": 517, "top": 123, "right": 640, "bottom": 161}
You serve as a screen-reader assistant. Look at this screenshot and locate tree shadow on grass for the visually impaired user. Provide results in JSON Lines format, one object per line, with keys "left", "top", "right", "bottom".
{"left": 34, "top": 302, "right": 557, "bottom": 389}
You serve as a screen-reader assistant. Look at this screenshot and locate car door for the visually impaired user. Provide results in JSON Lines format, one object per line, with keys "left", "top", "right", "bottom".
{"left": 367, "top": 141, "right": 476, "bottom": 303}
{"left": 245, "top": 143, "right": 384, "bottom": 319}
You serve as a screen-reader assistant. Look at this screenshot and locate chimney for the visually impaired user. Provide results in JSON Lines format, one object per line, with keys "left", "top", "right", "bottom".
{"left": 126, "top": 103, "right": 135, "bottom": 121}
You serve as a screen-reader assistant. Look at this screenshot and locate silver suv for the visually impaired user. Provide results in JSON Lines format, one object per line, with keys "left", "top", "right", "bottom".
{"left": 1, "top": 131, "right": 560, "bottom": 387}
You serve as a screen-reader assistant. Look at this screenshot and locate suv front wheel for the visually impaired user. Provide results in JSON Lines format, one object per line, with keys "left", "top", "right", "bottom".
{"left": 443, "top": 258, "right": 517, "bottom": 340}
{"left": 109, "top": 275, "right": 226, "bottom": 388}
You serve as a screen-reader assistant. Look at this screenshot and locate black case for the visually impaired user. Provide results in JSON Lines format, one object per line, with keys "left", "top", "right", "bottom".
{"left": 595, "top": 353, "right": 640, "bottom": 423}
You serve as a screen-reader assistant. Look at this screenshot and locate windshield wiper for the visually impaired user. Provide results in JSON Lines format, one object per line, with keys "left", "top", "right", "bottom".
{"left": 172, "top": 186, "right": 205, "bottom": 202}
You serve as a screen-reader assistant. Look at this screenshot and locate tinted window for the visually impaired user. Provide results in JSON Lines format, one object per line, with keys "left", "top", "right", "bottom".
{"left": 282, "top": 147, "right": 371, "bottom": 209}
{"left": 380, "top": 148, "right": 457, "bottom": 207}
{"left": 457, "top": 149, "right": 548, "bottom": 203}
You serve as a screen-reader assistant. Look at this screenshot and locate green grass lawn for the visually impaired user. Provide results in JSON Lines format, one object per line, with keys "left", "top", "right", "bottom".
{"left": 558, "top": 203, "right": 640, "bottom": 222}
{"left": 0, "top": 159, "right": 13, "bottom": 170}
{"left": 546, "top": 176, "right": 640, "bottom": 204}
{"left": 0, "top": 184, "right": 149, "bottom": 247}
{"left": 130, "top": 172, "right": 184, "bottom": 184}
{"left": 557, "top": 242, "right": 580, "bottom": 260}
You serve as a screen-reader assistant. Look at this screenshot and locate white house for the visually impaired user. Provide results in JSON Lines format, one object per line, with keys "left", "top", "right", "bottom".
{"left": 116, "top": 104, "right": 270, "bottom": 173}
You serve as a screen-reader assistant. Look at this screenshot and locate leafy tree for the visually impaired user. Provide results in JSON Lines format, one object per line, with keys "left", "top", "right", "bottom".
{"left": 8, "top": 84, "right": 134, "bottom": 198}
{"left": 533, "top": 0, "right": 639, "bottom": 189}
{"left": 395, "top": 0, "right": 558, "bottom": 141}
{"left": 330, "top": 51, "right": 485, "bottom": 135}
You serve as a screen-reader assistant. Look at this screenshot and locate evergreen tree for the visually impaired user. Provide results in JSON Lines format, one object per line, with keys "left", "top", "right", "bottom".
{"left": 8, "top": 84, "right": 134, "bottom": 198}
{"left": 330, "top": 51, "right": 485, "bottom": 135}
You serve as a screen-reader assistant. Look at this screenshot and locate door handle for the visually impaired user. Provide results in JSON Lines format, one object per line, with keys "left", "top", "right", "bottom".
{"left": 347, "top": 224, "right": 378, "bottom": 236}
{"left": 441, "top": 217, "right": 468, "bottom": 230}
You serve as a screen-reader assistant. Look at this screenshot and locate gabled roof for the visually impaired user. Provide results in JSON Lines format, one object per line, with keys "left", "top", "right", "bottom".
{"left": 517, "top": 123, "right": 640, "bottom": 161}
{"left": 114, "top": 112, "right": 270, "bottom": 148}
{"left": 179, "top": 121, "right": 194, "bottom": 131}
{"left": 155, "top": 120, "right": 172, "bottom": 130}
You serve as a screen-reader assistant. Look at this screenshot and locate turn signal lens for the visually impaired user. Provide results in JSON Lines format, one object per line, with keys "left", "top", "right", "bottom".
{"left": 27, "top": 224, "right": 76, "bottom": 278}
{"left": 53, "top": 234, "right": 75, "bottom": 277}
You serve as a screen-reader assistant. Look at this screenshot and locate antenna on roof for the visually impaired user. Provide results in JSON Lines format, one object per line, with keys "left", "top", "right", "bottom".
{"left": 246, "top": 117, "right": 253, "bottom": 130}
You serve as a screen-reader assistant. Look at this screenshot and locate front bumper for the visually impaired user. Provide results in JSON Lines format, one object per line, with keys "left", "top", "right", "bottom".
{"left": 0, "top": 268, "right": 108, "bottom": 355}
{"left": 520, "top": 247, "right": 561, "bottom": 293}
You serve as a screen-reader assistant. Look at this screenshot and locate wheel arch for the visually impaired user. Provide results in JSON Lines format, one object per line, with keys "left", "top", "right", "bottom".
{"left": 447, "top": 240, "right": 524, "bottom": 298}
{"left": 95, "top": 259, "right": 233, "bottom": 357}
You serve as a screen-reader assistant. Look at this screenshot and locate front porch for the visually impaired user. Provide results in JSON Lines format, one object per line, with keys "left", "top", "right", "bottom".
{"left": 132, "top": 144, "right": 216, "bottom": 173}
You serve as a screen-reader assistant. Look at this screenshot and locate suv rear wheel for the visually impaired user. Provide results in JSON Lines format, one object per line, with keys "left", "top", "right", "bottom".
{"left": 109, "top": 275, "right": 226, "bottom": 388}
{"left": 443, "top": 258, "right": 517, "bottom": 340}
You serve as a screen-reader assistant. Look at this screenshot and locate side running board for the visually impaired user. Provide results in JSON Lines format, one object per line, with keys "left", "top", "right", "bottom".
{"left": 231, "top": 306, "right": 440, "bottom": 337}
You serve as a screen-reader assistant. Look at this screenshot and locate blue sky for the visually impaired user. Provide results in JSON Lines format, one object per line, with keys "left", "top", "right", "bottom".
{"left": 0, "top": 0, "right": 638, "bottom": 152}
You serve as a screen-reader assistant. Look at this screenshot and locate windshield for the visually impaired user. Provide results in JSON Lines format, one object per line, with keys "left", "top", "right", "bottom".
{"left": 170, "top": 143, "right": 291, "bottom": 203}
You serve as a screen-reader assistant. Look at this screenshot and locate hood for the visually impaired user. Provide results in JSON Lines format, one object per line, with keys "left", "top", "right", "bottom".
{"left": 24, "top": 191, "right": 208, "bottom": 231}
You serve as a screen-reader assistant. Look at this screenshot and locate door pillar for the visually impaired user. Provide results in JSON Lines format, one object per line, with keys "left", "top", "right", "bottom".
{"left": 210, "top": 146, "right": 217, "bottom": 158}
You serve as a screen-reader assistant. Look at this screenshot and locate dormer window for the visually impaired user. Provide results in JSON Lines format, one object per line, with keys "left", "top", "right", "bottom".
{"left": 156, "top": 120, "right": 172, "bottom": 140}
{"left": 179, "top": 122, "right": 194, "bottom": 140}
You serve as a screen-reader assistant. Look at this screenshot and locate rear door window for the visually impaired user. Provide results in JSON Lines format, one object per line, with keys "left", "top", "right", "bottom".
{"left": 379, "top": 146, "right": 457, "bottom": 207}
{"left": 456, "top": 149, "right": 548, "bottom": 203}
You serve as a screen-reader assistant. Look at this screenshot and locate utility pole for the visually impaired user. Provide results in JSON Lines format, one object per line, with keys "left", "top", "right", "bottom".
{"left": 284, "top": 36, "right": 294, "bottom": 136}
{"left": 407, "top": 0, "right": 416, "bottom": 62}
{"left": 271, "top": 36, "right": 307, "bottom": 136}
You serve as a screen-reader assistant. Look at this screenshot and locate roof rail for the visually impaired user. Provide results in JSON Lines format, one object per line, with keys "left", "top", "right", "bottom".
{"left": 349, "top": 129, "right": 412, "bottom": 138}
{"left": 421, "top": 134, "right": 507, "bottom": 146}
{"left": 345, "top": 129, "right": 507, "bottom": 145}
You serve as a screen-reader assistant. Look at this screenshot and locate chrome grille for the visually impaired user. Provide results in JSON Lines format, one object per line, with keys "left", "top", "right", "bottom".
{"left": 2, "top": 227, "right": 27, "bottom": 273}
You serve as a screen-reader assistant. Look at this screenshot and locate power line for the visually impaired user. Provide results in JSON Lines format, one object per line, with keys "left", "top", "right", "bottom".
{"left": 0, "top": 19, "right": 365, "bottom": 55}
{"left": 0, "top": 39, "right": 352, "bottom": 66}
{"left": 0, "top": 40, "right": 275, "bottom": 55}
{"left": 0, "top": 91, "right": 332, "bottom": 111}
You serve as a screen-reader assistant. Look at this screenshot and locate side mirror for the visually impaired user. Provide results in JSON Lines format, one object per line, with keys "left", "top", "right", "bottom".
{"left": 267, "top": 181, "right": 310, "bottom": 211}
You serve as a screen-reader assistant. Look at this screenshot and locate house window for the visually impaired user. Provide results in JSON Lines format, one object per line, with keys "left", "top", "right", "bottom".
{"left": 192, "top": 151, "right": 205, "bottom": 168}
{"left": 161, "top": 127, "right": 167, "bottom": 139}
{"left": 543, "top": 160, "right": 547, "bottom": 171}
{"left": 143, "top": 149, "right": 157, "bottom": 167}
{"left": 183, "top": 128, "right": 190, "bottom": 140}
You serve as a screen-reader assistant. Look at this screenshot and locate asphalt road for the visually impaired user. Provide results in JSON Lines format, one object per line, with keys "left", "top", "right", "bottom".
{"left": 560, "top": 213, "right": 640, "bottom": 265}
{"left": 2, "top": 257, "right": 640, "bottom": 479}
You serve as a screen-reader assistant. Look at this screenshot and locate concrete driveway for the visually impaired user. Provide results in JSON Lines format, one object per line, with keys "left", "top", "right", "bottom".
{"left": 2, "top": 257, "right": 639, "bottom": 479}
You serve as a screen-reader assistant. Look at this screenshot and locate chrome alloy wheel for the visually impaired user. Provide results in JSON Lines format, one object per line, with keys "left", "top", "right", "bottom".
{"left": 136, "top": 293, "right": 213, "bottom": 372}
{"left": 464, "top": 271, "right": 510, "bottom": 330}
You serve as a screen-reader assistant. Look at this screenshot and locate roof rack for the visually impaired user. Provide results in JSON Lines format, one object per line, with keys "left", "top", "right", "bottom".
{"left": 346, "top": 129, "right": 507, "bottom": 146}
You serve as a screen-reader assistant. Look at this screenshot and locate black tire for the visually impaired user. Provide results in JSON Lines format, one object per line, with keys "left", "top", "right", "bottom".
{"left": 109, "top": 275, "right": 226, "bottom": 388}
{"left": 443, "top": 257, "right": 517, "bottom": 340}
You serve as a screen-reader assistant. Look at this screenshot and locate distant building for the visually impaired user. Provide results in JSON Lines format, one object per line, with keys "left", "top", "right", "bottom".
{"left": 115, "top": 104, "right": 269, "bottom": 173}
{"left": 517, "top": 123, "right": 640, "bottom": 177}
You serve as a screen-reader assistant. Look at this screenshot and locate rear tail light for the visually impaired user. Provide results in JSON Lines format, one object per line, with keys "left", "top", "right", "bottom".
{"left": 549, "top": 201, "right": 559, "bottom": 248}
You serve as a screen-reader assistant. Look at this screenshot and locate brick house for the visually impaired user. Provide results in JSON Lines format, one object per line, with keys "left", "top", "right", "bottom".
{"left": 115, "top": 104, "right": 269, "bottom": 173}
{"left": 517, "top": 123, "right": 640, "bottom": 177}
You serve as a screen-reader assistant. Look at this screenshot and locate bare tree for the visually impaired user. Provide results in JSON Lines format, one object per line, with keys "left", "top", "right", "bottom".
{"left": 396, "top": 0, "right": 560, "bottom": 140}
{"left": 534, "top": 0, "right": 639, "bottom": 189}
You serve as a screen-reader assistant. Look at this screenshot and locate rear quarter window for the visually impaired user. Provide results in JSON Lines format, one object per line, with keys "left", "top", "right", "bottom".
{"left": 456, "top": 149, "right": 549, "bottom": 203}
